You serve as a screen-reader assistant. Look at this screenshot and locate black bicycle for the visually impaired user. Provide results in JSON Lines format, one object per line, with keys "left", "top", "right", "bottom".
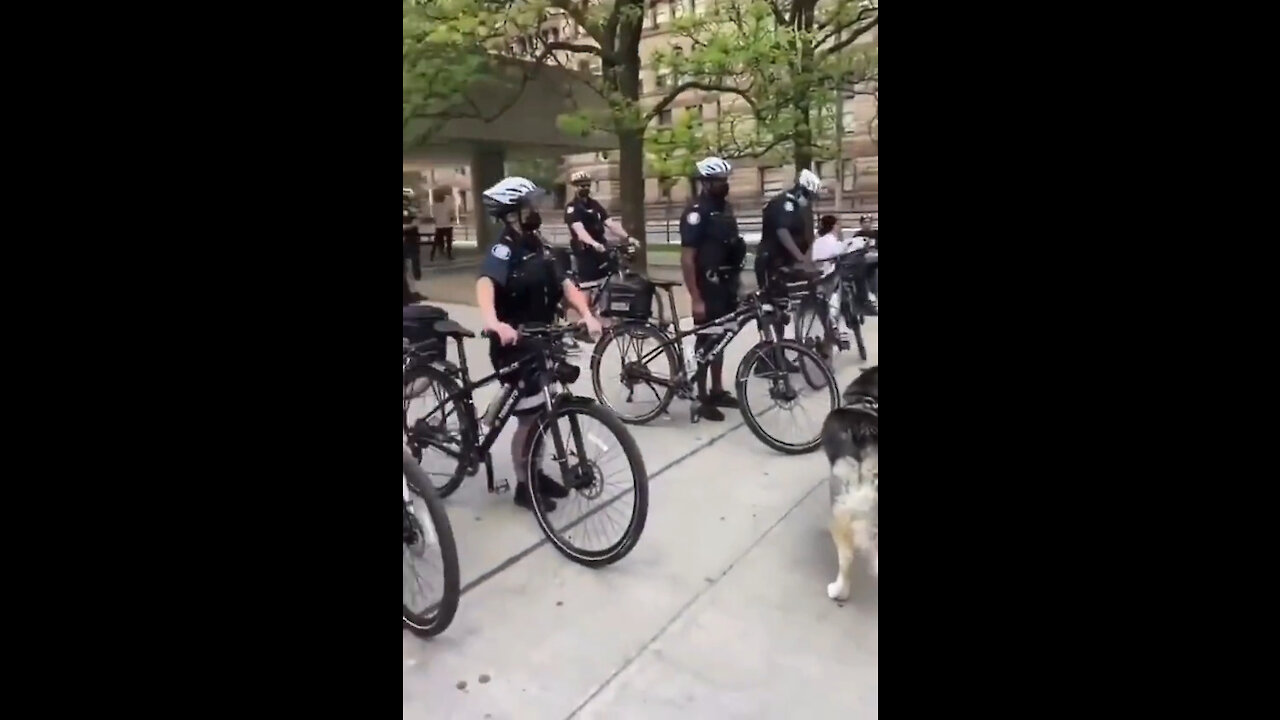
{"left": 403, "top": 320, "right": 648, "bottom": 567}
{"left": 402, "top": 445, "right": 460, "bottom": 637}
{"left": 588, "top": 268, "right": 839, "bottom": 454}
{"left": 793, "top": 251, "right": 873, "bottom": 387}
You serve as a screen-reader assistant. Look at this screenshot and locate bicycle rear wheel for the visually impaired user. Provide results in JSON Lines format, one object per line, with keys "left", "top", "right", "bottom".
{"left": 403, "top": 364, "right": 476, "bottom": 498}
{"left": 402, "top": 449, "right": 460, "bottom": 637}
{"left": 589, "top": 322, "right": 679, "bottom": 425}
{"left": 736, "top": 339, "right": 839, "bottom": 454}
{"left": 527, "top": 397, "right": 649, "bottom": 567}
{"left": 793, "top": 302, "right": 833, "bottom": 390}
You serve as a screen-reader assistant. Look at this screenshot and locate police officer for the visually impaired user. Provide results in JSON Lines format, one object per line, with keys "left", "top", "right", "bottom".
{"left": 680, "top": 156, "right": 747, "bottom": 422}
{"left": 755, "top": 169, "right": 824, "bottom": 371}
{"left": 476, "top": 176, "right": 602, "bottom": 512}
{"left": 565, "top": 171, "right": 634, "bottom": 285}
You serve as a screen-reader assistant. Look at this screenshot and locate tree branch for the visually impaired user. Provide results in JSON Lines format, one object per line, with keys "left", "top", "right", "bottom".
{"left": 644, "top": 80, "right": 757, "bottom": 122}
{"left": 820, "top": 16, "right": 878, "bottom": 56}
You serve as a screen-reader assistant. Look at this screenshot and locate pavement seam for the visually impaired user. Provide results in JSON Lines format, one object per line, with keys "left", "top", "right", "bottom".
{"left": 562, "top": 474, "right": 828, "bottom": 720}
{"left": 455, "top": 414, "right": 749, "bottom": 598}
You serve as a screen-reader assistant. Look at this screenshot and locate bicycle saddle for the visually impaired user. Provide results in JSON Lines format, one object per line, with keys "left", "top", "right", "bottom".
{"left": 432, "top": 319, "right": 476, "bottom": 338}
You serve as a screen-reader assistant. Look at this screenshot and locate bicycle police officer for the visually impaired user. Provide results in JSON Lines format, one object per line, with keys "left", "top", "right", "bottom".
{"left": 565, "top": 170, "right": 633, "bottom": 285}
{"left": 755, "top": 169, "right": 824, "bottom": 370}
{"left": 476, "top": 176, "right": 602, "bottom": 512}
{"left": 679, "top": 156, "right": 747, "bottom": 422}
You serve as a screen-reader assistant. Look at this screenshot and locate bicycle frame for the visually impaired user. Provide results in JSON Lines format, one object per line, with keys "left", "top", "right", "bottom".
{"left": 622, "top": 290, "right": 793, "bottom": 392}
{"left": 404, "top": 332, "right": 593, "bottom": 494}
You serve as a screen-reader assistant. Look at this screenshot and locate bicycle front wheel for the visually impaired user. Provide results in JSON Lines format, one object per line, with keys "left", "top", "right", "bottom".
{"left": 402, "top": 449, "right": 460, "bottom": 637}
{"left": 736, "top": 339, "right": 839, "bottom": 454}
{"left": 527, "top": 398, "right": 649, "bottom": 567}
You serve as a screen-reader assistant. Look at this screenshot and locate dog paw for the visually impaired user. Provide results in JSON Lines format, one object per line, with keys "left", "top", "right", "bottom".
{"left": 827, "top": 581, "right": 851, "bottom": 601}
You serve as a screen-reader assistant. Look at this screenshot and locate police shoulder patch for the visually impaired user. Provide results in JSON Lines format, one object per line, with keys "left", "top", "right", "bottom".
{"left": 687, "top": 211, "right": 701, "bottom": 225}
{"left": 491, "top": 243, "right": 511, "bottom": 260}
{"left": 566, "top": 205, "right": 574, "bottom": 213}
{"left": 784, "top": 200, "right": 795, "bottom": 212}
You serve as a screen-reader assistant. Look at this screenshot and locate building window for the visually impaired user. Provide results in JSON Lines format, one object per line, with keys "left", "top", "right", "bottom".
{"left": 673, "top": 0, "right": 685, "bottom": 19}
{"left": 647, "top": 2, "right": 658, "bottom": 28}
{"left": 578, "top": 59, "right": 591, "bottom": 74}
{"left": 638, "top": 75, "right": 645, "bottom": 94}
{"left": 815, "top": 161, "right": 829, "bottom": 181}
{"left": 841, "top": 159, "right": 856, "bottom": 191}
{"left": 655, "top": 71, "right": 669, "bottom": 89}
{"left": 689, "top": 0, "right": 698, "bottom": 14}
{"left": 514, "top": 37, "right": 526, "bottom": 55}
{"left": 660, "top": 180, "right": 673, "bottom": 200}
{"left": 656, "top": 1, "right": 670, "bottom": 24}
{"left": 658, "top": 109, "right": 673, "bottom": 127}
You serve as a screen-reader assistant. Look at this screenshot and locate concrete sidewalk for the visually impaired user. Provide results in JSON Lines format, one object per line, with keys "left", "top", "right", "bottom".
{"left": 403, "top": 302, "right": 878, "bottom": 719}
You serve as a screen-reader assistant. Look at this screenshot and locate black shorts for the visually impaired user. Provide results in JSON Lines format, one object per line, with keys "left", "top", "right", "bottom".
{"left": 574, "top": 249, "right": 608, "bottom": 283}
{"left": 696, "top": 276, "right": 738, "bottom": 322}
{"left": 489, "top": 342, "right": 548, "bottom": 416}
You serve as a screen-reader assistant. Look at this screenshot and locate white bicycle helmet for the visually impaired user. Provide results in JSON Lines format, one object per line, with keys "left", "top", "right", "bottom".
{"left": 694, "top": 156, "right": 732, "bottom": 179}
{"left": 481, "top": 176, "right": 541, "bottom": 217}
{"left": 797, "top": 168, "right": 823, "bottom": 195}
{"left": 402, "top": 187, "right": 415, "bottom": 198}
{"left": 570, "top": 170, "right": 592, "bottom": 185}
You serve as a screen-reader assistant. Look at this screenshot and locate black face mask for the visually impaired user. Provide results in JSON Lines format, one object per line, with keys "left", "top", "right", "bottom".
{"left": 708, "top": 180, "right": 729, "bottom": 199}
{"left": 576, "top": 186, "right": 591, "bottom": 199}
{"left": 520, "top": 209, "right": 542, "bottom": 232}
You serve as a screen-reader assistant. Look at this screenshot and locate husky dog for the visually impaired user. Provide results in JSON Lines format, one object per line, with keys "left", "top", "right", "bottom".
{"left": 820, "top": 366, "right": 878, "bottom": 601}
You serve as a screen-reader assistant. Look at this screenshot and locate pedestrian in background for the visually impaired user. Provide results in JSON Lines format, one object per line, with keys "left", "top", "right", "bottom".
{"left": 403, "top": 188, "right": 423, "bottom": 280}
{"left": 430, "top": 189, "right": 454, "bottom": 261}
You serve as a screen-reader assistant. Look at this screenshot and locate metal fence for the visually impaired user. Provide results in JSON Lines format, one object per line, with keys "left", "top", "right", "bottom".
{"left": 417, "top": 208, "right": 875, "bottom": 248}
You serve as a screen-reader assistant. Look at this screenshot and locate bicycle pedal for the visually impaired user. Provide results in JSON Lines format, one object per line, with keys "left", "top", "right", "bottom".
{"left": 490, "top": 478, "right": 511, "bottom": 495}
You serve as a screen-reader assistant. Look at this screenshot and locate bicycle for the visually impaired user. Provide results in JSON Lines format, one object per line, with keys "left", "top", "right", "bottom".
{"left": 402, "top": 320, "right": 649, "bottom": 567}
{"left": 556, "top": 242, "right": 639, "bottom": 345}
{"left": 588, "top": 267, "right": 840, "bottom": 454}
{"left": 793, "top": 251, "right": 872, "bottom": 388}
{"left": 402, "top": 407, "right": 460, "bottom": 636}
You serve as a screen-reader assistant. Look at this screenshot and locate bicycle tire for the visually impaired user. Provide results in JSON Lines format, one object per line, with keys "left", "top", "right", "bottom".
{"left": 841, "top": 299, "right": 868, "bottom": 362}
{"left": 403, "top": 364, "right": 477, "bottom": 499}
{"left": 589, "top": 321, "right": 679, "bottom": 425}
{"left": 793, "top": 303, "right": 830, "bottom": 391}
{"left": 402, "top": 449, "right": 461, "bottom": 637}
{"left": 527, "top": 397, "right": 649, "bottom": 567}
{"left": 852, "top": 318, "right": 867, "bottom": 361}
{"left": 735, "top": 339, "right": 839, "bottom": 455}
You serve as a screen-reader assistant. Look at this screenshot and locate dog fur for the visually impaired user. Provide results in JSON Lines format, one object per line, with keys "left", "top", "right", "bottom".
{"left": 821, "top": 366, "right": 878, "bottom": 601}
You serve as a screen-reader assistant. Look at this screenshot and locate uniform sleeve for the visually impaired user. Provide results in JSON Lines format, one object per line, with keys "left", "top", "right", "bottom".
{"left": 563, "top": 203, "right": 577, "bottom": 227}
{"left": 478, "top": 241, "right": 514, "bottom": 286}
{"left": 679, "top": 206, "right": 703, "bottom": 249}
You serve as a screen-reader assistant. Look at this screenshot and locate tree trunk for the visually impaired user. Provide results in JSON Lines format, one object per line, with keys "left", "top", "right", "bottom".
{"left": 617, "top": 127, "right": 647, "bottom": 271}
{"left": 792, "top": 3, "right": 817, "bottom": 174}
{"left": 611, "top": 2, "right": 647, "bottom": 272}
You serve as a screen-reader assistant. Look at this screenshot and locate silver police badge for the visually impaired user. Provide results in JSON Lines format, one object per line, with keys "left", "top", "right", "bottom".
{"left": 687, "top": 211, "right": 701, "bottom": 225}
{"left": 491, "top": 244, "right": 511, "bottom": 260}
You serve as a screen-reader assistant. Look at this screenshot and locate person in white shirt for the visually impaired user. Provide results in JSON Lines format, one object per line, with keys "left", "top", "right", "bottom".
{"left": 430, "top": 190, "right": 454, "bottom": 261}
{"left": 811, "top": 214, "right": 856, "bottom": 277}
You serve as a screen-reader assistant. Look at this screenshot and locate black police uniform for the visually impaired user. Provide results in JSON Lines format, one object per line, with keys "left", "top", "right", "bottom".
{"left": 478, "top": 225, "right": 566, "bottom": 415}
{"left": 564, "top": 195, "right": 611, "bottom": 282}
{"left": 755, "top": 189, "right": 813, "bottom": 292}
{"left": 680, "top": 193, "right": 744, "bottom": 323}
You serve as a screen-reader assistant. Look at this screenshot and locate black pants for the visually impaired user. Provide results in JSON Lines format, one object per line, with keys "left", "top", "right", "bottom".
{"left": 430, "top": 226, "right": 453, "bottom": 260}
{"left": 403, "top": 228, "right": 422, "bottom": 280}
